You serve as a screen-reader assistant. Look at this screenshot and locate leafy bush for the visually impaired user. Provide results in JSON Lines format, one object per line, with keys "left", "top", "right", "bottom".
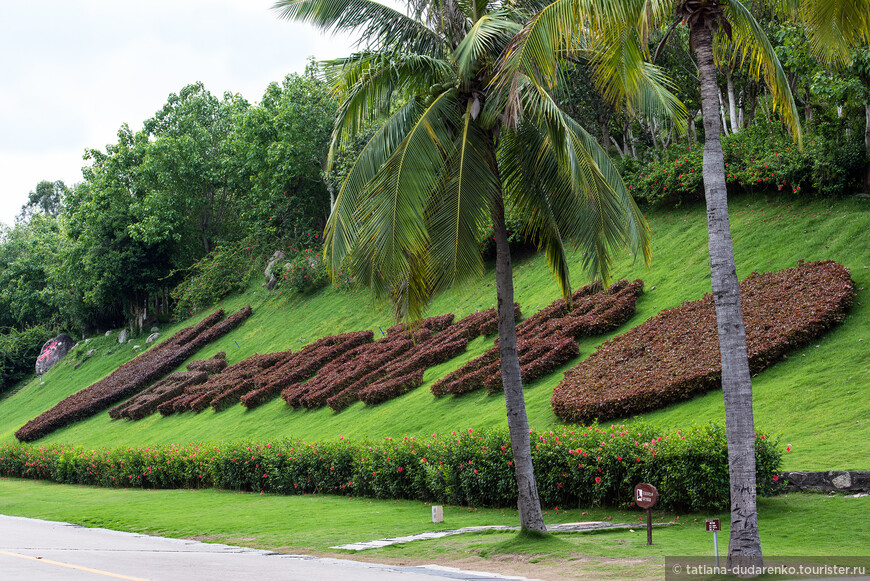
{"left": 621, "top": 143, "right": 705, "bottom": 206}
{"left": 552, "top": 261, "right": 855, "bottom": 423}
{"left": 171, "top": 240, "right": 259, "bottom": 318}
{"left": 0, "top": 325, "right": 55, "bottom": 393}
{"left": 623, "top": 120, "right": 866, "bottom": 206}
{"left": 0, "top": 422, "right": 783, "bottom": 511}
{"left": 278, "top": 248, "right": 329, "bottom": 294}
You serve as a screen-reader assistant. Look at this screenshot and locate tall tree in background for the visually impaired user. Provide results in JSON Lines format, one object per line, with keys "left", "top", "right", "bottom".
{"left": 274, "top": 0, "right": 657, "bottom": 531}
{"left": 135, "top": 82, "right": 249, "bottom": 258}
{"left": 500, "top": 0, "right": 800, "bottom": 564}
{"left": 17, "top": 180, "right": 67, "bottom": 222}
{"left": 233, "top": 70, "right": 336, "bottom": 246}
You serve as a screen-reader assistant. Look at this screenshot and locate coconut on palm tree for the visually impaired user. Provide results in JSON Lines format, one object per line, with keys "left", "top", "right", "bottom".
{"left": 273, "top": 0, "right": 659, "bottom": 531}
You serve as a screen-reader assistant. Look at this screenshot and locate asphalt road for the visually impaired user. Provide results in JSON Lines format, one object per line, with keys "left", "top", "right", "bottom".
{"left": 0, "top": 515, "right": 538, "bottom": 581}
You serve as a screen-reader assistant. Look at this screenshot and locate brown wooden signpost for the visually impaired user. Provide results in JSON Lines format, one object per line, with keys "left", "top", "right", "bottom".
{"left": 634, "top": 483, "right": 659, "bottom": 545}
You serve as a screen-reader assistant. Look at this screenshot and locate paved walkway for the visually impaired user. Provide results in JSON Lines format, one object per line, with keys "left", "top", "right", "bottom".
{"left": 0, "top": 515, "right": 540, "bottom": 580}
{"left": 333, "top": 521, "right": 669, "bottom": 550}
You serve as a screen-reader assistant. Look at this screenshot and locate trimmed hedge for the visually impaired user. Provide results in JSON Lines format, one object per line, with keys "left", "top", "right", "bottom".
{"left": 432, "top": 280, "right": 643, "bottom": 396}
{"left": 552, "top": 261, "right": 856, "bottom": 423}
{"left": 15, "top": 306, "right": 253, "bottom": 441}
{"left": 0, "top": 422, "right": 782, "bottom": 512}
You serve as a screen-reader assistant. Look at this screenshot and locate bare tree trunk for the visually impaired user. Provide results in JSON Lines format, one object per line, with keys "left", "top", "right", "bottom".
{"left": 693, "top": 25, "right": 763, "bottom": 569}
{"left": 490, "top": 191, "right": 547, "bottom": 534}
{"left": 727, "top": 69, "right": 739, "bottom": 133}
{"left": 610, "top": 136, "right": 626, "bottom": 158}
{"left": 719, "top": 90, "right": 730, "bottom": 136}
{"left": 627, "top": 121, "right": 638, "bottom": 158}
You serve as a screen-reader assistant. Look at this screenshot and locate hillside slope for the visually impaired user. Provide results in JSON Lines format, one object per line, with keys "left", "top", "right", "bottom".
{"left": 0, "top": 193, "right": 866, "bottom": 470}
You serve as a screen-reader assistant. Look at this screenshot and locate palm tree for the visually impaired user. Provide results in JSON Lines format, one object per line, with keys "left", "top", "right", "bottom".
{"left": 495, "top": 0, "right": 803, "bottom": 564}
{"left": 273, "top": 0, "right": 656, "bottom": 532}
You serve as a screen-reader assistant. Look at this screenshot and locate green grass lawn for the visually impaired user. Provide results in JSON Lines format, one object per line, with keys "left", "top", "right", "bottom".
{"left": 1, "top": 478, "right": 867, "bottom": 580}
{"left": 0, "top": 193, "right": 867, "bottom": 472}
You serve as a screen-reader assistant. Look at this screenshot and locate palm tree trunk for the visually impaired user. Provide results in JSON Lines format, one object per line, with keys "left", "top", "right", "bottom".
{"left": 693, "top": 25, "right": 762, "bottom": 568}
{"left": 490, "top": 191, "right": 547, "bottom": 534}
{"left": 864, "top": 103, "right": 870, "bottom": 191}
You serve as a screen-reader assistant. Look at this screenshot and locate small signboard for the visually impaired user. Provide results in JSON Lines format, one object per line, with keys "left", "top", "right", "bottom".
{"left": 706, "top": 518, "right": 722, "bottom": 567}
{"left": 633, "top": 483, "right": 659, "bottom": 545}
{"left": 634, "top": 483, "right": 659, "bottom": 509}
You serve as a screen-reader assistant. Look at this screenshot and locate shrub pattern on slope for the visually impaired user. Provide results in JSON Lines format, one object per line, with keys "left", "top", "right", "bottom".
{"left": 14, "top": 306, "right": 253, "bottom": 442}
{"left": 107, "top": 352, "right": 229, "bottom": 420}
{"left": 145, "top": 309, "right": 509, "bottom": 416}
{"left": 431, "top": 280, "right": 644, "bottom": 396}
{"left": 552, "top": 261, "right": 856, "bottom": 423}
{"left": 0, "top": 423, "right": 783, "bottom": 511}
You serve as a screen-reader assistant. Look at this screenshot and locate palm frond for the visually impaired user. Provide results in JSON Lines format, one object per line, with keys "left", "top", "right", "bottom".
{"left": 499, "top": 123, "right": 573, "bottom": 298}
{"left": 507, "top": 77, "right": 650, "bottom": 287}
{"left": 324, "top": 98, "right": 423, "bottom": 278}
{"left": 427, "top": 97, "right": 498, "bottom": 292}
{"left": 454, "top": 10, "right": 523, "bottom": 80}
{"left": 350, "top": 91, "right": 460, "bottom": 318}
{"left": 273, "top": 0, "right": 446, "bottom": 55}
{"left": 724, "top": 0, "right": 803, "bottom": 146}
{"left": 325, "top": 53, "right": 457, "bottom": 152}
{"left": 799, "top": 0, "right": 870, "bottom": 63}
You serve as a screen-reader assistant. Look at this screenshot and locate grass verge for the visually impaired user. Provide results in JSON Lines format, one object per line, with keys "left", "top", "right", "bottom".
{"left": 1, "top": 478, "right": 868, "bottom": 580}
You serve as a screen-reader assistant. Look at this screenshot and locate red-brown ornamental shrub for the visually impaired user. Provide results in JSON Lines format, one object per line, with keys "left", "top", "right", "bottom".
{"left": 14, "top": 306, "right": 252, "bottom": 442}
{"left": 432, "top": 281, "right": 643, "bottom": 396}
{"left": 552, "top": 261, "right": 856, "bottom": 423}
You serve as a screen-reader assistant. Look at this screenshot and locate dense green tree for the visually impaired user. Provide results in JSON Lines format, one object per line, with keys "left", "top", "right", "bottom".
{"left": 233, "top": 69, "right": 336, "bottom": 247}
{"left": 17, "top": 180, "right": 68, "bottom": 222}
{"left": 134, "top": 83, "right": 250, "bottom": 259}
{"left": 0, "top": 214, "right": 63, "bottom": 330}
{"left": 275, "top": 0, "right": 652, "bottom": 531}
{"left": 59, "top": 126, "right": 174, "bottom": 333}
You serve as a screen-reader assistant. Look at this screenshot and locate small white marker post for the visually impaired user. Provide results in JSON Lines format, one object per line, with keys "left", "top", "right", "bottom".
{"left": 432, "top": 505, "right": 443, "bottom": 523}
{"left": 705, "top": 519, "right": 721, "bottom": 568}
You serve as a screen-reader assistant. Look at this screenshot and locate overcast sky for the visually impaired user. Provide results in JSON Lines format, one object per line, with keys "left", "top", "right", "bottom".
{"left": 0, "top": 0, "right": 362, "bottom": 228}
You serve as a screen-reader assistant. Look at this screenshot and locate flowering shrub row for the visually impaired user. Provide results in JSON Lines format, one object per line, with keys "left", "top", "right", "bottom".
{"left": 0, "top": 423, "right": 782, "bottom": 512}
{"left": 15, "top": 306, "right": 253, "bottom": 441}
{"left": 622, "top": 121, "right": 867, "bottom": 206}
{"left": 432, "top": 281, "right": 643, "bottom": 396}
{"left": 552, "top": 261, "right": 856, "bottom": 423}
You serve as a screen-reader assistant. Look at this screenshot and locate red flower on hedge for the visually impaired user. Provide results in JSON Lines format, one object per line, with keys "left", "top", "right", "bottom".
{"left": 595, "top": 477, "right": 601, "bottom": 483}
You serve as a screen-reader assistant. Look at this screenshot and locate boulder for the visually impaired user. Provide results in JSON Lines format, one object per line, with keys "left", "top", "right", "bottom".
{"left": 86, "top": 349, "right": 97, "bottom": 357}
{"left": 35, "top": 334, "right": 76, "bottom": 376}
{"left": 150, "top": 326, "right": 160, "bottom": 333}
{"left": 118, "top": 329, "right": 129, "bottom": 344}
{"left": 265, "top": 250, "right": 286, "bottom": 283}
{"left": 105, "top": 330, "right": 113, "bottom": 337}
{"left": 146, "top": 332, "right": 159, "bottom": 344}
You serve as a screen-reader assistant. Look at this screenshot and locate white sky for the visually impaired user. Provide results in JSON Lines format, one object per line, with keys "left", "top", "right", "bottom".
{"left": 0, "top": 0, "right": 362, "bottom": 227}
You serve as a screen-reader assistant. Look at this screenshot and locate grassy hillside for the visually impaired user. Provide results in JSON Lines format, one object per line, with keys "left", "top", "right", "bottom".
{"left": 1, "top": 193, "right": 867, "bottom": 471}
